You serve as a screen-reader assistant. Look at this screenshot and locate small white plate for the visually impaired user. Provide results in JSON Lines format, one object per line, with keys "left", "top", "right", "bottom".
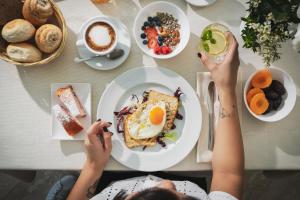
{"left": 185, "top": 0, "right": 216, "bottom": 7}
{"left": 133, "top": 1, "right": 190, "bottom": 59}
{"left": 97, "top": 66, "right": 202, "bottom": 171}
{"left": 51, "top": 83, "right": 91, "bottom": 140}
{"left": 76, "top": 16, "right": 131, "bottom": 70}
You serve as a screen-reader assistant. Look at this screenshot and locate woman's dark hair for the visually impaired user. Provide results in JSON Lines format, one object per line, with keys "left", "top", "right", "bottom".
{"left": 113, "top": 188, "right": 199, "bottom": 200}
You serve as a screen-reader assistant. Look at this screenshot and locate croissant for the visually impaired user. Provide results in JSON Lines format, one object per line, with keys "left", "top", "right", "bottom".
{"left": 22, "top": 0, "right": 53, "bottom": 26}
{"left": 35, "top": 24, "right": 62, "bottom": 53}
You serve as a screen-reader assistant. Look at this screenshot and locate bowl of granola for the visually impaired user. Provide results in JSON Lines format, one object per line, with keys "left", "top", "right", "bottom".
{"left": 133, "top": 1, "right": 190, "bottom": 59}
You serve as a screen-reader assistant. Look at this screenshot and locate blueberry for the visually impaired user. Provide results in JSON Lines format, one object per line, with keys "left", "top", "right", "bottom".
{"left": 158, "top": 35, "right": 163, "bottom": 41}
{"left": 158, "top": 40, "right": 163, "bottom": 46}
{"left": 142, "top": 40, "right": 148, "bottom": 45}
{"left": 144, "top": 21, "right": 149, "bottom": 27}
{"left": 153, "top": 16, "right": 159, "bottom": 22}
{"left": 140, "top": 33, "right": 146, "bottom": 39}
{"left": 149, "top": 21, "right": 155, "bottom": 27}
{"left": 141, "top": 26, "right": 146, "bottom": 31}
{"left": 155, "top": 21, "right": 161, "bottom": 26}
{"left": 147, "top": 16, "right": 153, "bottom": 22}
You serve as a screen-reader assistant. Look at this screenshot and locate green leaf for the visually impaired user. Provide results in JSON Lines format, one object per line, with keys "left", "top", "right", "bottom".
{"left": 203, "top": 43, "right": 210, "bottom": 52}
{"left": 273, "top": 8, "right": 289, "bottom": 22}
{"left": 202, "top": 29, "right": 213, "bottom": 41}
{"left": 164, "top": 131, "right": 178, "bottom": 142}
{"left": 210, "top": 38, "right": 216, "bottom": 44}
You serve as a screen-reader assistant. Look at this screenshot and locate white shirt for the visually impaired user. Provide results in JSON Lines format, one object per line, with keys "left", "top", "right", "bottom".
{"left": 91, "top": 175, "right": 238, "bottom": 200}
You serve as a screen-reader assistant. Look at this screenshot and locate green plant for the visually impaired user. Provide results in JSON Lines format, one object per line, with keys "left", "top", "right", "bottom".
{"left": 241, "top": 0, "right": 300, "bottom": 66}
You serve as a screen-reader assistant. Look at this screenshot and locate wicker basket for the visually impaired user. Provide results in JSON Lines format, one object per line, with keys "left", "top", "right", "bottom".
{"left": 0, "top": 0, "right": 67, "bottom": 67}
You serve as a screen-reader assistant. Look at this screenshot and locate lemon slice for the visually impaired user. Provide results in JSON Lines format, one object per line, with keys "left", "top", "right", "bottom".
{"left": 207, "top": 30, "right": 227, "bottom": 55}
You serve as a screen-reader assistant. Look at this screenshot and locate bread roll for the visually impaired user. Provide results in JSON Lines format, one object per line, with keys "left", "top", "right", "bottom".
{"left": 1, "top": 19, "right": 36, "bottom": 43}
{"left": 30, "top": 0, "right": 53, "bottom": 19}
{"left": 22, "top": 0, "right": 53, "bottom": 26}
{"left": 35, "top": 24, "right": 62, "bottom": 53}
{"left": 7, "top": 43, "right": 42, "bottom": 62}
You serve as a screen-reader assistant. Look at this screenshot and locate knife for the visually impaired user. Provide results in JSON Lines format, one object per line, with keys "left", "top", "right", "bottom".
{"left": 207, "top": 81, "right": 215, "bottom": 151}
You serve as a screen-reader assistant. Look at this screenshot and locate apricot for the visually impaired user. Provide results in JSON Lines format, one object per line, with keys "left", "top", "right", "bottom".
{"left": 246, "top": 88, "right": 264, "bottom": 105}
{"left": 250, "top": 93, "right": 269, "bottom": 115}
{"left": 251, "top": 69, "right": 272, "bottom": 89}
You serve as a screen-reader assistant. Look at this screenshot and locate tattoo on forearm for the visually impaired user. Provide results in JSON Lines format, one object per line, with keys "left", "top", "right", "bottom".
{"left": 219, "top": 104, "right": 236, "bottom": 118}
{"left": 87, "top": 179, "right": 99, "bottom": 198}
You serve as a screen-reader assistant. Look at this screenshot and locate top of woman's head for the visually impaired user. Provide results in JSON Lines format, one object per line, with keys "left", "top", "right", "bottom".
{"left": 113, "top": 187, "right": 199, "bottom": 200}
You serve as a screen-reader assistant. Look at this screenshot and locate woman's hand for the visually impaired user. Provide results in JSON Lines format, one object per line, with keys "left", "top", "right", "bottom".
{"left": 199, "top": 32, "right": 240, "bottom": 93}
{"left": 83, "top": 120, "right": 112, "bottom": 177}
{"left": 67, "top": 121, "right": 113, "bottom": 200}
{"left": 200, "top": 33, "right": 244, "bottom": 199}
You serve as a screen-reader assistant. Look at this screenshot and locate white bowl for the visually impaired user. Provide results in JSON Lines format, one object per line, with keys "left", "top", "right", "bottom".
{"left": 133, "top": 1, "right": 190, "bottom": 59}
{"left": 244, "top": 67, "right": 296, "bottom": 122}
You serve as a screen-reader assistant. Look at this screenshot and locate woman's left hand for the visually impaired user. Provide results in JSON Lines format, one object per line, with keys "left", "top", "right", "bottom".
{"left": 83, "top": 120, "right": 112, "bottom": 177}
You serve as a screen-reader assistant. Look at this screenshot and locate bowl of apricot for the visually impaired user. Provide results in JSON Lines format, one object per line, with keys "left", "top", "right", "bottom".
{"left": 244, "top": 67, "right": 296, "bottom": 122}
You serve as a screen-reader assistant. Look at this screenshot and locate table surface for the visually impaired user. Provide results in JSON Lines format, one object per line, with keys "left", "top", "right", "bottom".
{"left": 1, "top": 0, "right": 300, "bottom": 171}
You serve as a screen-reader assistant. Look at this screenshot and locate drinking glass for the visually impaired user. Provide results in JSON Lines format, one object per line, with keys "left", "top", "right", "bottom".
{"left": 198, "top": 23, "right": 231, "bottom": 63}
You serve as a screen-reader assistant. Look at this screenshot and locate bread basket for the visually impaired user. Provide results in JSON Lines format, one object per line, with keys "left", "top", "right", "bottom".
{"left": 0, "top": 0, "right": 67, "bottom": 67}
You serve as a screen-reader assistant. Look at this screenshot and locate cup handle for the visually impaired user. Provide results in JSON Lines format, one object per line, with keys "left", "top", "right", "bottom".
{"left": 76, "top": 39, "right": 84, "bottom": 47}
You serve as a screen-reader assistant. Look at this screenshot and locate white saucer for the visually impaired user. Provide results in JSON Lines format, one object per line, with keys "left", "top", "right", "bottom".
{"left": 185, "top": 0, "right": 216, "bottom": 7}
{"left": 76, "top": 16, "right": 131, "bottom": 70}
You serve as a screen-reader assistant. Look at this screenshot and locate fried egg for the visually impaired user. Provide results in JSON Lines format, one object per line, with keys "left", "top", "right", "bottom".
{"left": 128, "top": 101, "right": 166, "bottom": 140}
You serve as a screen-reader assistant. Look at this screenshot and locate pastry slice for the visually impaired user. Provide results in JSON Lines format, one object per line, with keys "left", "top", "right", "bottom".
{"left": 56, "top": 85, "right": 86, "bottom": 118}
{"left": 53, "top": 104, "right": 83, "bottom": 136}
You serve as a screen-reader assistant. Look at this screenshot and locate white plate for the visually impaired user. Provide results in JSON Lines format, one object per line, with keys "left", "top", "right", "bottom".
{"left": 185, "top": 0, "right": 216, "bottom": 7}
{"left": 51, "top": 83, "right": 91, "bottom": 140}
{"left": 133, "top": 1, "right": 190, "bottom": 59}
{"left": 97, "top": 66, "right": 202, "bottom": 171}
{"left": 76, "top": 16, "right": 131, "bottom": 70}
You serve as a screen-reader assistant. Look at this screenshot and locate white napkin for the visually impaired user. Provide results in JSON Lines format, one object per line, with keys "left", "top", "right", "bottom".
{"left": 196, "top": 71, "right": 243, "bottom": 163}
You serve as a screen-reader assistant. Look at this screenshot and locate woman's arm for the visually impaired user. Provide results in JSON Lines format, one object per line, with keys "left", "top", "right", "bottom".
{"left": 67, "top": 121, "right": 112, "bottom": 200}
{"left": 200, "top": 33, "right": 244, "bottom": 199}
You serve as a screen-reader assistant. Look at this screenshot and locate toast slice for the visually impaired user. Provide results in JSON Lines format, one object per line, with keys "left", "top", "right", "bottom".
{"left": 147, "top": 90, "right": 179, "bottom": 131}
{"left": 56, "top": 85, "right": 86, "bottom": 118}
{"left": 53, "top": 104, "right": 84, "bottom": 136}
{"left": 123, "top": 90, "right": 179, "bottom": 148}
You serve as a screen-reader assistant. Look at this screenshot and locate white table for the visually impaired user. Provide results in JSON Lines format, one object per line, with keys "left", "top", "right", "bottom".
{"left": 0, "top": 0, "right": 300, "bottom": 171}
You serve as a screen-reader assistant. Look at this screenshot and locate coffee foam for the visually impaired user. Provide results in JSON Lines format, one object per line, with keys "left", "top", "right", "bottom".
{"left": 85, "top": 22, "right": 116, "bottom": 52}
{"left": 88, "top": 25, "right": 112, "bottom": 46}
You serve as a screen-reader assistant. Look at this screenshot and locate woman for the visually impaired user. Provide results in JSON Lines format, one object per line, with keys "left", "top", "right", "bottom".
{"left": 47, "top": 32, "right": 244, "bottom": 200}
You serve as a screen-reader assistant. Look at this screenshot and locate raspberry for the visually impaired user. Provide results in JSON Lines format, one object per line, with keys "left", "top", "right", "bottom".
{"left": 154, "top": 46, "right": 161, "bottom": 55}
{"left": 161, "top": 46, "right": 172, "bottom": 54}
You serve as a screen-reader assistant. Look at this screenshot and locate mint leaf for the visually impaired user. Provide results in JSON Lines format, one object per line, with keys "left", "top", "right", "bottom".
{"left": 203, "top": 43, "right": 210, "bottom": 52}
{"left": 210, "top": 38, "right": 216, "bottom": 44}
{"left": 207, "top": 30, "right": 212, "bottom": 39}
{"left": 202, "top": 30, "right": 213, "bottom": 41}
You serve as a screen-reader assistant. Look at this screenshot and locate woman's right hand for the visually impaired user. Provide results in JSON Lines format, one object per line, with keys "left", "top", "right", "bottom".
{"left": 84, "top": 120, "right": 112, "bottom": 177}
{"left": 199, "top": 32, "right": 240, "bottom": 93}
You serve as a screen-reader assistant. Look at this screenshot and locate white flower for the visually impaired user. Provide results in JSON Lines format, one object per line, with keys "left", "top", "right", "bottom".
{"left": 250, "top": 0, "right": 262, "bottom": 8}
{"left": 266, "top": 13, "right": 274, "bottom": 21}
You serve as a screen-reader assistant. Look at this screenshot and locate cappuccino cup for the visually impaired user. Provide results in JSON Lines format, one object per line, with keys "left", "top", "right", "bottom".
{"left": 76, "top": 17, "right": 118, "bottom": 55}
